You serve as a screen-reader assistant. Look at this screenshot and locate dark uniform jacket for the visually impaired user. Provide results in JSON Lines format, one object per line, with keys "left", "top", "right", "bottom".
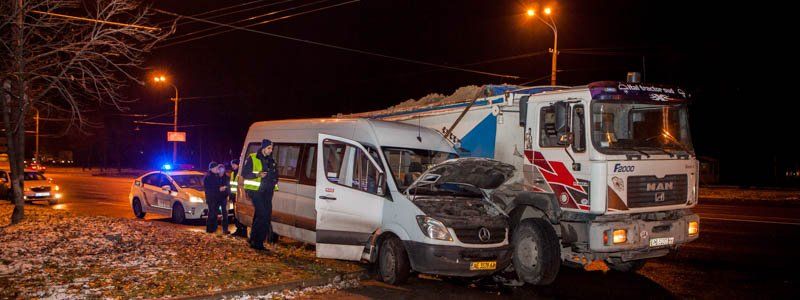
{"left": 203, "top": 172, "right": 229, "bottom": 203}
{"left": 242, "top": 152, "right": 278, "bottom": 192}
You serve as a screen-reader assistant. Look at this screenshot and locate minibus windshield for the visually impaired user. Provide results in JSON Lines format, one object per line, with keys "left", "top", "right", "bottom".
{"left": 382, "top": 147, "right": 456, "bottom": 191}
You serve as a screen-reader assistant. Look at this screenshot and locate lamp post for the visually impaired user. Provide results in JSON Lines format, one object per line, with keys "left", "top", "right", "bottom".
{"left": 153, "top": 75, "right": 179, "bottom": 165}
{"left": 527, "top": 7, "right": 558, "bottom": 85}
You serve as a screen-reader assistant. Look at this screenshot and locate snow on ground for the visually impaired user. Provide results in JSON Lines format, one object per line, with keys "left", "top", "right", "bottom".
{"left": 0, "top": 204, "right": 359, "bottom": 299}
{"left": 700, "top": 186, "right": 800, "bottom": 202}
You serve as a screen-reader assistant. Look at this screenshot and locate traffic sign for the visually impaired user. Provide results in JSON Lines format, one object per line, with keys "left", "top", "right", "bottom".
{"left": 167, "top": 131, "right": 186, "bottom": 142}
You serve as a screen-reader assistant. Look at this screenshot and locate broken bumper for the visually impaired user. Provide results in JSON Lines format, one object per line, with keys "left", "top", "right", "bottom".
{"left": 403, "top": 241, "right": 512, "bottom": 277}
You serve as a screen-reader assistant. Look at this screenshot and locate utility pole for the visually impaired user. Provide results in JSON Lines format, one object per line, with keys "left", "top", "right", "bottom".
{"left": 34, "top": 108, "right": 39, "bottom": 162}
{"left": 172, "top": 88, "right": 179, "bottom": 165}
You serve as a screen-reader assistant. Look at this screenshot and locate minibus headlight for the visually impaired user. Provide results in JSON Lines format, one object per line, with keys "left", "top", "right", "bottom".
{"left": 189, "top": 196, "right": 204, "bottom": 203}
{"left": 416, "top": 215, "right": 453, "bottom": 241}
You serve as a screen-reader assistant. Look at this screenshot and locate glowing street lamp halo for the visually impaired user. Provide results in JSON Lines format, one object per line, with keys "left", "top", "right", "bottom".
{"left": 544, "top": 7, "right": 552, "bottom": 15}
{"left": 527, "top": 9, "right": 535, "bottom": 16}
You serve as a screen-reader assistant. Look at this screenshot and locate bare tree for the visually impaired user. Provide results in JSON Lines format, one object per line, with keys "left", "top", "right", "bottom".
{"left": 1, "top": 0, "right": 171, "bottom": 224}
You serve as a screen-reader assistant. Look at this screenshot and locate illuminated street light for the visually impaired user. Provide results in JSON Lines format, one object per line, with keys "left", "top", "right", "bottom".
{"left": 525, "top": 7, "right": 558, "bottom": 85}
{"left": 151, "top": 73, "right": 180, "bottom": 165}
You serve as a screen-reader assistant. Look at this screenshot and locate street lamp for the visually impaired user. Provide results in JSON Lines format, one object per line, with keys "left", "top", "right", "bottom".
{"left": 152, "top": 74, "right": 179, "bottom": 165}
{"left": 526, "top": 6, "right": 558, "bottom": 85}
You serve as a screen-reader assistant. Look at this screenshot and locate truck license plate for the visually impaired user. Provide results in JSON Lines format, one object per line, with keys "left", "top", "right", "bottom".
{"left": 649, "top": 237, "right": 674, "bottom": 247}
{"left": 35, "top": 192, "right": 50, "bottom": 197}
{"left": 469, "top": 261, "right": 496, "bottom": 271}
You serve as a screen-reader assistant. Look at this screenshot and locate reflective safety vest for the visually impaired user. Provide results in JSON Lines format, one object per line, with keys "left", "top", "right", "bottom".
{"left": 229, "top": 170, "right": 238, "bottom": 194}
{"left": 243, "top": 153, "right": 262, "bottom": 191}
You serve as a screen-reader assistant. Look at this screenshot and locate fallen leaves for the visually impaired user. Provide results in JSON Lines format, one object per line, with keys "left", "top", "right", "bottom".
{"left": 0, "top": 203, "right": 360, "bottom": 299}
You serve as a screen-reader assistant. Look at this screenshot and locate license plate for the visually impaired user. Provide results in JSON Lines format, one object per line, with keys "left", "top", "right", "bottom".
{"left": 35, "top": 192, "right": 50, "bottom": 197}
{"left": 649, "top": 237, "right": 674, "bottom": 247}
{"left": 469, "top": 261, "right": 496, "bottom": 271}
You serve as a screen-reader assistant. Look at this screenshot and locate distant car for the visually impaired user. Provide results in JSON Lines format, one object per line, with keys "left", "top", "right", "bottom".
{"left": 129, "top": 170, "right": 232, "bottom": 224}
{"left": 26, "top": 162, "right": 46, "bottom": 173}
{"left": 0, "top": 169, "right": 62, "bottom": 205}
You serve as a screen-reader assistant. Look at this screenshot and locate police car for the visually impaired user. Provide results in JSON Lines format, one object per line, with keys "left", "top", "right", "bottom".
{"left": 129, "top": 170, "right": 233, "bottom": 223}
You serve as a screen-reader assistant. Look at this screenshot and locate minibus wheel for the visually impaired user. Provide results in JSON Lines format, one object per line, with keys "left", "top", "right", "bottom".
{"left": 132, "top": 198, "right": 146, "bottom": 219}
{"left": 512, "top": 218, "right": 560, "bottom": 285}
{"left": 378, "top": 236, "right": 410, "bottom": 285}
{"left": 171, "top": 203, "right": 186, "bottom": 224}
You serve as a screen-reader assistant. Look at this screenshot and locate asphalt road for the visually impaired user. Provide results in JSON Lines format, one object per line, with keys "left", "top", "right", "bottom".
{"left": 24, "top": 169, "right": 800, "bottom": 298}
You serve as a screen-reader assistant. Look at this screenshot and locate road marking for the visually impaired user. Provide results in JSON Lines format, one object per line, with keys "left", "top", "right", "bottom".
{"left": 701, "top": 216, "right": 800, "bottom": 226}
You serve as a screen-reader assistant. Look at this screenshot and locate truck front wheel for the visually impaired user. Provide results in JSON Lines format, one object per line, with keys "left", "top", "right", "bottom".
{"left": 513, "top": 218, "right": 560, "bottom": 285}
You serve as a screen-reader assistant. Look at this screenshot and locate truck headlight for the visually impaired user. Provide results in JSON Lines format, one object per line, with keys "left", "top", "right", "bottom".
{"left": 604, "top": 229, "right": 628, "bottom": 245}
{"left": 416, "top": 216, "right": 453, "bottom": 241}
{"left": 688, "top": 221, "right": 699, "bottom": 236}
{"left": 189, "top": 196, "right": 204, "bottom": 203}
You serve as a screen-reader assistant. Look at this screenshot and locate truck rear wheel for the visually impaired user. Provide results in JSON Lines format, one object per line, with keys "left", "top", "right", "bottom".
{"left": 608, "top": 260, "right": 646, "bottom": 272}
{"left": 512, "top": 218, "right": 560, "bottom": 285}
{"left": 378, "top": 236, "right": 410, "bottom": 285}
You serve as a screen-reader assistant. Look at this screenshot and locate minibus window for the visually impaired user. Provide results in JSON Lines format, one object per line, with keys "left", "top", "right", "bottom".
{"left": 322, "top": 139, "right": 382, "bottom": 195}
{"left": 301, "top": 145, "right": 317, "bottom": 185}
{"left": 273, "top": 144, "right": 301, "bottom": 179}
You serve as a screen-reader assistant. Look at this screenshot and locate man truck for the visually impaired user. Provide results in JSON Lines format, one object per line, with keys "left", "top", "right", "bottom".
{"left": 344, "top": 78, "right": 700, "bottom": 284}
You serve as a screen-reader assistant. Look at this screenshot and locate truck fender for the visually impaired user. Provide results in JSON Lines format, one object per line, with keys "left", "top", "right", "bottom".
{"left": 509, "top": 192, "right": 561, "bottom": 227}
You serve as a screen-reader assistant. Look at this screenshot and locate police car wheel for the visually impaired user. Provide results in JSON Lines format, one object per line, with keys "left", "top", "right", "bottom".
{"left": 171, "top": 203, "right": 186, "bottom": 224}
{"left": 378, "top": 236, "right": 410, "bottom": 285}
{"left": 132, "top": 198, "right": 146, "bottom": 219}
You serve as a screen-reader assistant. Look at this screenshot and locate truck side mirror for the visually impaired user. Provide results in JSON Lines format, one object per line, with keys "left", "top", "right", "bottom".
{"left": 519, "top": 95, "right": 530, "bottom": 127}
{"left": 554, "top": 101, "right": 571, "bottom": 145}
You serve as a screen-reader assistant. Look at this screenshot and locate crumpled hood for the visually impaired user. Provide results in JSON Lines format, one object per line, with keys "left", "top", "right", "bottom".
{"left": 407, "top": 158, "right": 516, "bottom": 192}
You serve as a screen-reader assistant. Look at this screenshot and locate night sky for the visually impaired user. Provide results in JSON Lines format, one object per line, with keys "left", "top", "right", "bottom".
{"left": 38, "top": 0, "right": 794, "bottom": 186}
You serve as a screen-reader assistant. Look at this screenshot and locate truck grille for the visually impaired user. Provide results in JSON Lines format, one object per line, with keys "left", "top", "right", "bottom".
{"left": 452, "top": 227, "right": 506, "bottom": 244}
{"left": 30, "top": 186, "right": 51, "bottom": 192}
{"left": 626, "top": 175, "right": 688, "bottom": 208}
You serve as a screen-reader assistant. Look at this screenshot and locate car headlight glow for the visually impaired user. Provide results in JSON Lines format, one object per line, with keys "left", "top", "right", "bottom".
{"left": 189, "top": 196, "right": 204, "bottom": 203}
{"left": 416, "top": 215, "right": 452, "bottom": 241}
{"left": 54, "top": 185, "right": 60, "bottom": 191}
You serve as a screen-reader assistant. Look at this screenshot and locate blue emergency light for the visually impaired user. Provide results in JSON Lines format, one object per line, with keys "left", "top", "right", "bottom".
{"left": 162, "top": 164, "right": 172, "bottom": 171}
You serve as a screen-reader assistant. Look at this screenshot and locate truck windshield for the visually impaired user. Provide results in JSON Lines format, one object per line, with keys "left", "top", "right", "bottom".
{"left": 382, "top": 147, "right": 456, "bottom": 191}
{"left": 591, "top": 102, "right": 693, "bottom": 155}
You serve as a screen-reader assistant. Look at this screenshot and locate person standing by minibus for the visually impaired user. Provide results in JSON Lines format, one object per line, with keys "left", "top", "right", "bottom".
{"left": 203, "top": 162, "right": 230, "bottom": 234}
{"left": 228, "top": 159, "right": 248, "bottom": 238}
{"left": 242, "top": 139, "right": 278, "bottom": 250}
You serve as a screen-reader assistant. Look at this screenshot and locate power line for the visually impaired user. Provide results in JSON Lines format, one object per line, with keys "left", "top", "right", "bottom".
{"left": 156, "top": 0, "right": 357, "bottom": 48}
{"left": 152, "top": 6, "right": 521, "bottom": 79}
{"left": 30, "top": 10, "right": 159, "bottom": 31}
{"left": 156, "top": 0, "right": 274, "bottom": 26}
{"left": 165, "top": 0, "right": 332, "bottom": 42}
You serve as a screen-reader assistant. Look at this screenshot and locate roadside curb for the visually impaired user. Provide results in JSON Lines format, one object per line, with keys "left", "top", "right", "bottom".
{"left": 700, "top": 197, "right": 800, "bottom": 207}
{"left": 174, "top": 269, "right": 369, "bottom": 300}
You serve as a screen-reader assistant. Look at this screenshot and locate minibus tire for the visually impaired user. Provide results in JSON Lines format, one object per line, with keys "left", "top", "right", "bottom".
{"left": 132, "top": 198, "right": 146, "bottom": 219}
{"left": 608, "top": 260, "right": 646, "bottom": 272}
{"left": 378, "top": 237, "right": 410, "bottom": 285}
{"left": 512, "top": 218, "right": 560, "bottom": 285}
{"left": 171, "top": 203, "right": 186, "bottom": 224}
{"left": 48, "top": 199, "right": 57, "bottom": 205}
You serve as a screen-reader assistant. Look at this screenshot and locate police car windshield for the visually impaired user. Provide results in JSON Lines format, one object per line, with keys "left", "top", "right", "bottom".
{"left": 24, "top": 172, "right": 46, "bottom": 181}
{"left": 171, "top": 175, "right": 204, "bottom": 190}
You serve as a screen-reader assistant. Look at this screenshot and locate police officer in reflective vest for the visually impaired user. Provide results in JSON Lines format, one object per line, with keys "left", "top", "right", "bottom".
{"left": 228, "top": 159, "right": 248, "bottom": 238}
{"left": 242, "top": 139, "right": 279, "bottom": 250}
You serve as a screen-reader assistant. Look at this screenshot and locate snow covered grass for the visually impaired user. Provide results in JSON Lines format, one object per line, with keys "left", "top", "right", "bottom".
{"left": 700, "top": 186, "right": 800, "bottom": 202}
{"left": 0, "top": 204, "right": 360, "bottom": 299}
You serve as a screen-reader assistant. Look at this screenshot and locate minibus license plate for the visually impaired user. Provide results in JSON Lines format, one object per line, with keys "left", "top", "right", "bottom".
{"left": 469, "top": 261, "right": 496, "bottom": 271}
{"left": 649, "top": 237, "right": 674, "bottom": 247}
{"left": 35, "top": 192, "right": 50, "bottom": 197}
